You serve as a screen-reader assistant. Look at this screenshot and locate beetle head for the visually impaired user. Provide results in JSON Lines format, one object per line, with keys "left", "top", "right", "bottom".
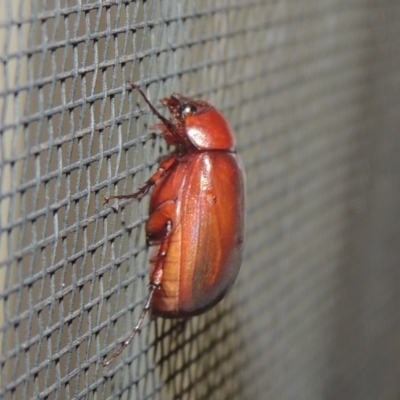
{"left": 161, "top": 94, "right": 236, "bottom": 151}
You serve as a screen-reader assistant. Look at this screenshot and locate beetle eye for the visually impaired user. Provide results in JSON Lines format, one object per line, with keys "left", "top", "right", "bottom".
{"left": 182, "top": 104, "right": 197, "bottom": 115}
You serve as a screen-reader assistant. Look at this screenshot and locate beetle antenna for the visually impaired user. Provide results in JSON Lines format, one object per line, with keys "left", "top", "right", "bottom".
{"left": 101, "top": 285, "right": 156, "bottom": 367}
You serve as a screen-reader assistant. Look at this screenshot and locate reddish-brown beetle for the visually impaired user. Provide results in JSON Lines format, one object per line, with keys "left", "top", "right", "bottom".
{"left": 102, "top": 82, "right": 245, "bottom": 366}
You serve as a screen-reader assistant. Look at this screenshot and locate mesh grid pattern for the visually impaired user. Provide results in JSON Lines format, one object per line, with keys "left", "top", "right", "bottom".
{"left": 1, "top": 1, "right": 400, "bottom": 399}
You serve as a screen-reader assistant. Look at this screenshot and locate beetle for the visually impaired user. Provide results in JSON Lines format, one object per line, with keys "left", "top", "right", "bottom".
{"left": 102, "top": 82, "right": 245, "bottom": 366}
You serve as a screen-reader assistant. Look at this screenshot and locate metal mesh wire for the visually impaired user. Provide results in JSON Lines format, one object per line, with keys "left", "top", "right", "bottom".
{"left": 1, "top": 1, "right": 400, "bottom": 399}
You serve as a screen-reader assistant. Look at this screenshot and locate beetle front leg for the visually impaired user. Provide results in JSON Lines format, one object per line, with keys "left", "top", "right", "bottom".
{"left": 102, "top": 206, "right": 173, "bottom": 367}
{"left": 103, "top": 156, "right": 178, "bottom": 205}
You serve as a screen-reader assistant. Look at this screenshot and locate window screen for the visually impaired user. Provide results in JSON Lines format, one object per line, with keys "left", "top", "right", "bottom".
{"left": 1, "top": 1, "right": 400, "bottom": 399}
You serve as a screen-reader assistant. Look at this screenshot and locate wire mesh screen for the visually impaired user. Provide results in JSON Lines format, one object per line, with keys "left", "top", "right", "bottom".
{"left": 1, "top": 1, "right": 400, "bottom": 399}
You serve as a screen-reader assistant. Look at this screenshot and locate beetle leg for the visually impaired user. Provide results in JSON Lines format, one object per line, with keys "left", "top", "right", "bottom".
{"left": 127, "top": 82, "right": 180, "bottom": 141}
{"left": 101, "top": 284, "right": 156, "bottom": 367}
{"left": 103, "top": 156, "right": 177, "bottom": 205}
{"left": 149, "top": 123, "right": 180, "bottom": 146}
{"left": 102, "top": 211, "right": 172, "bottom": 367}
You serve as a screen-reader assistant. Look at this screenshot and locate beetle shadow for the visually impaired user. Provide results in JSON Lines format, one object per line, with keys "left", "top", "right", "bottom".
{"left": 152, "top": 298, "right": 247, "bottom": 399}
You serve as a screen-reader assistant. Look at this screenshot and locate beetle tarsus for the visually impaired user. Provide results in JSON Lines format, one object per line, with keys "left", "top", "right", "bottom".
{"left": 101, "top": 287, "right": 156, "bottom": 367}
{"left": 103, "top": 184, "right": 152, "bottom": 206}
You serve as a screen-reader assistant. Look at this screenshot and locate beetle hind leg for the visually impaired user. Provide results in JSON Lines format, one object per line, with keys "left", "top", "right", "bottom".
{"left": 101, "top": 286, "right": 156, "bottom": 367}
{"left": 102, "top": 204, "right": 174, "bottom": 367}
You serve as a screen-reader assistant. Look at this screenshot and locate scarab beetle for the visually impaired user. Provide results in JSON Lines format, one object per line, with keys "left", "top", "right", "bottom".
{"left": 102, "top": 82, "right": 245, "bottom": 365}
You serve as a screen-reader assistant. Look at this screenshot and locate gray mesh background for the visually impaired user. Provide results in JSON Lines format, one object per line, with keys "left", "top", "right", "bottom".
{"left": 1, "top": 1, "right": 400, "bottom": 399}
